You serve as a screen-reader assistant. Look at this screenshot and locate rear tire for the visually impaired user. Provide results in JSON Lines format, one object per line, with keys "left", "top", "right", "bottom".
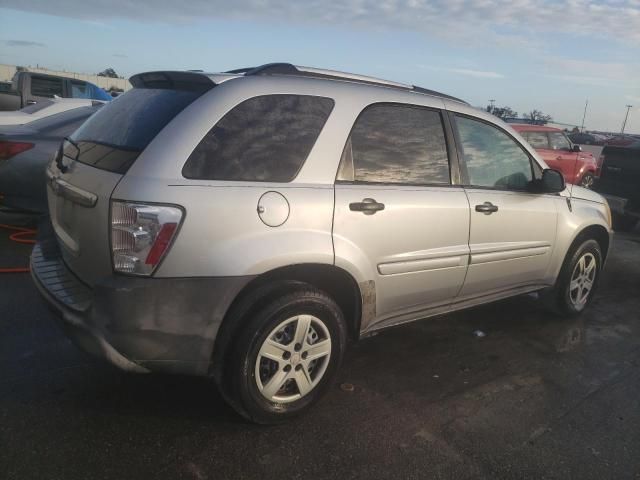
{"left": 224, "top": 284, "right": 347, "bottom": 424}
{"left": 548, "top": 239, "right": 602, "bottom": 317}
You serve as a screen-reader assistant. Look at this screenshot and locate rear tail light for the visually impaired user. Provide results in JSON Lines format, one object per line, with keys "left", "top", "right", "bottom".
{"left": 0, "top": 140, "right": 34, "bottom": 161}
{"left": 110, "top": 201, "right": 183, "bottom": 275}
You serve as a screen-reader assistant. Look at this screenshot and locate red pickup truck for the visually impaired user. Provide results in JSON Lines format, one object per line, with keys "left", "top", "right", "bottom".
{"left": 511, "top": 124, "right": 597, "bottom": 188}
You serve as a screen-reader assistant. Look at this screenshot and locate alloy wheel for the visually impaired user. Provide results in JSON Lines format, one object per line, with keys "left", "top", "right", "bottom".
{"left": 569, "top": 253, "right": 597, "bottom": 309}
{"left": 580, "top": 174, "right": 594, "bottom": 189}
{"left": 255, "top": 315, "right": 332, "bottom": 403}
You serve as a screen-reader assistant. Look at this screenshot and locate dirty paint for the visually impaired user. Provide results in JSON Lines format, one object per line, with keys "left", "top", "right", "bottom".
{"left": 358, "top": 279, "right": 376, "bottom": 331}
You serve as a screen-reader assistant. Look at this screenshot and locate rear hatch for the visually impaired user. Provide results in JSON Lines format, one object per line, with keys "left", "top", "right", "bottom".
{"left": 595, "top": 144, "right": 640, "bottom": 212}
{"left": 47, "top": 73, "right": 213, "bottom": 285}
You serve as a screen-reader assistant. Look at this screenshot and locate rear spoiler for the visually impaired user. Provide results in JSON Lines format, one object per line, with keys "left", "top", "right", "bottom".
{"left": 129, "top": 71, "right": 215, "bottom": 91}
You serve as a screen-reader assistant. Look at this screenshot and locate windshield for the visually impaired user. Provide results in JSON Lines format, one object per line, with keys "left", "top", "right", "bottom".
{"left": 20, "top": 99, "right": 54, "bottom": 114}
{"left": 28, "top": 105, "right": 100, "bottom": 131}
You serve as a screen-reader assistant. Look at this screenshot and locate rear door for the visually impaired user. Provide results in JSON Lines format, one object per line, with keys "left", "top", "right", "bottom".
{"left": 452, "top": 114, "right": 558, "bottom": 298}
{"left": 47, "top": 83, "right": 211, "bottom": 285}
{"left": 333, "top": 103, "right": 470, "bottom": 327}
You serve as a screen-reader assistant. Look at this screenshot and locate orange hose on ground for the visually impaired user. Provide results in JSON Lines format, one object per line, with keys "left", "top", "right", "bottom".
{"left": 0, "top": 223, "right": 37, "bottom": 273}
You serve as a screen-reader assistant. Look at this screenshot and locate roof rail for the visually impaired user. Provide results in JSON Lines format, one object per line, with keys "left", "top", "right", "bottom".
{"left": 229, "top": 62, "right": 468, "bottom": 104}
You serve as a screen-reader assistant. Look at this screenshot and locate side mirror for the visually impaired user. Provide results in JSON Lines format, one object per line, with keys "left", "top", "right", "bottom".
{"left": 572, "top": 144, "right": 581, "bottom": 152}
{"left": 539, "top": 168, "right": 566, "bottom": 193}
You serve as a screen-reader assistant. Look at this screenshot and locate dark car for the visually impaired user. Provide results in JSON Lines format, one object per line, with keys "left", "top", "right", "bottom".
{"left": 594, "top": 140, "right": 640, "bottom": 232}
{"left": 569, "top": 132, "right": 606, "bottom": 145}
{"left": 0, "top": 105, "right": 102, "bottom": 212}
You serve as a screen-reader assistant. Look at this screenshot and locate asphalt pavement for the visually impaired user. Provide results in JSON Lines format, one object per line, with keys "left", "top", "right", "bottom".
{"left": 1, "top": 212, "right": 639, "bottom": 480}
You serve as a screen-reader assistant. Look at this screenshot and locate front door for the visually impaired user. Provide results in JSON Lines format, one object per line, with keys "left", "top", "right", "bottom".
{"left": 452, "top": 115, "right": 558, "bottom": 299}
{"left": 332, "top": 103, "right": 470, "bottom": 328}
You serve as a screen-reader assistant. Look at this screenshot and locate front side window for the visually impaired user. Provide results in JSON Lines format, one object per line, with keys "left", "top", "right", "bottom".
{"left": 31, "top": 76, "right": 64, "bottom": 97}
{"left": 523, "top": 131, "right": 549, "bottom": 149}
{"left": 337, "top": 104, "right": 450, "bottom": 185}
{"left": 183, "top": 95, "right": 334, "bottom": 182}
{"left": 549, "top": 132, "right": 571, "bottom": 150}
{"left": 456, "top": 116, "right": 533, "bottom": 190}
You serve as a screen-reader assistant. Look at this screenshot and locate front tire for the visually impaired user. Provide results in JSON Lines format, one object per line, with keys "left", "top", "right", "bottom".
{"left": 225, "top": 284, "right": 347, "bottom": 424}
{"left": 550, "top": 239, "right": 602, "bottom": 316}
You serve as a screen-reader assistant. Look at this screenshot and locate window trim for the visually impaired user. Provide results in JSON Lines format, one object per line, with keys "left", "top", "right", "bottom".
{"left": 181, "top": 93, "right": 335, "bottom": 183}
{"left": 451, "top": 113, "right": 544, "bottom": 193}
{"left": 334, "top": 102, "right": 456, "bottom": 188}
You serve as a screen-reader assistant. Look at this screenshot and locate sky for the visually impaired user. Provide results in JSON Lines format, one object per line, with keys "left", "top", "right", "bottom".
{"left": 0, "top": 0, "right": 639, "bottom": 133}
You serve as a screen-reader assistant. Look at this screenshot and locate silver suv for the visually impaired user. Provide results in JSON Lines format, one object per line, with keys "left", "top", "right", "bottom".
{"left": 32, "top": 64, "right": 613, "bottom": 423}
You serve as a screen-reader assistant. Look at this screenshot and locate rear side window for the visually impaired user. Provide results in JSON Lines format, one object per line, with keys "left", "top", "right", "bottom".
{"left": 31, "top": 76, "right": 64, "bottom": 97}
{"left": 68, "top": 88, "right": 205, "bottom": 173}
{"left": 182, "top": 95, "right": 334, "bottom": 182}
{"left": 337, "top": 104, "right": 450, "bottom": 185}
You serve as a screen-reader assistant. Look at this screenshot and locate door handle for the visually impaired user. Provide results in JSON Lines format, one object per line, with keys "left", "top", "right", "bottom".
{"left": 475, "top": 202, "right": 499, "bottom": 215}
{"left": 349, "top": 198, "right": 385, "bottom": 215}
{"left": 26, "top": 100, "right": 37, "bottom": 105}
{"left": 555, "top": 156, "right": 563, "bottom": 160}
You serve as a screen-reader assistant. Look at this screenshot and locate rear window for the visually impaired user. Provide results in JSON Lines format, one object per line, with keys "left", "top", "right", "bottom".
{"left": 182, "top": 94, "right": 334, "bottom": 182}
{"left": 67, "top": 87, "right": 205, "bottom": 173}
{"left": 31, "top": 76, "right": 64, "bottom": 97}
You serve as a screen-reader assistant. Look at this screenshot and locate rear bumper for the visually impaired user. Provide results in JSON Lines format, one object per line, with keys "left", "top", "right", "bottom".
{"left": 31, "top": 238, "right": 254, "bottom": 376}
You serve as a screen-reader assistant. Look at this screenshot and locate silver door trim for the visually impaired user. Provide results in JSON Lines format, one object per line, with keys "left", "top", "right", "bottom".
{"left": 469, "top": 241, "right": 551, "bottom": 265}
{"left": 378, "top": 253, "right": 468, "bottom": 275}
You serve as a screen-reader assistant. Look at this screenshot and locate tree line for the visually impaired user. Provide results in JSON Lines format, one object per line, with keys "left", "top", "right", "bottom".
{"left": 485, "top": 104, "right": 553, "bottom": 124}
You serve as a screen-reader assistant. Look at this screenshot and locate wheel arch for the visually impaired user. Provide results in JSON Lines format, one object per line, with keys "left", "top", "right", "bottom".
{"left": 569, "top": 224, "right": 610, "bottom": 262}
{"left": 209, "top": 263, "right": 363, "bottom": 381}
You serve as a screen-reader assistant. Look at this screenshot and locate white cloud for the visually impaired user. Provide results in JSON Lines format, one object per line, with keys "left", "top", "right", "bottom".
{"left": 422, "top": 65, "right": 505, "bottom": 78}
{"left": 444, "top": 68, "right": 504, "bottom": 79}
{"left": 542, "top": 57, "right": 640, "bottom": 88}
{"left": 2, "top": 0, "right": 640, "bottom": 46}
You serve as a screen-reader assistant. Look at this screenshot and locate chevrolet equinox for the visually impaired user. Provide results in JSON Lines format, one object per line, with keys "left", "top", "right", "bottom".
{"left": 32, "top": 63, "right": 613, "bottom": 423}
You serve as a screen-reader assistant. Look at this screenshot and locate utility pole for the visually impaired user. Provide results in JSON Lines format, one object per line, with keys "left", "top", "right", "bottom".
{"left": 580, "top": 99, "right": 588, "bottom": 132}
{"left": 621, "top": 104, "right": 632, "bottom": 134}
{"left": 489, "top": 99, "right": 495, "bottom": 113}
